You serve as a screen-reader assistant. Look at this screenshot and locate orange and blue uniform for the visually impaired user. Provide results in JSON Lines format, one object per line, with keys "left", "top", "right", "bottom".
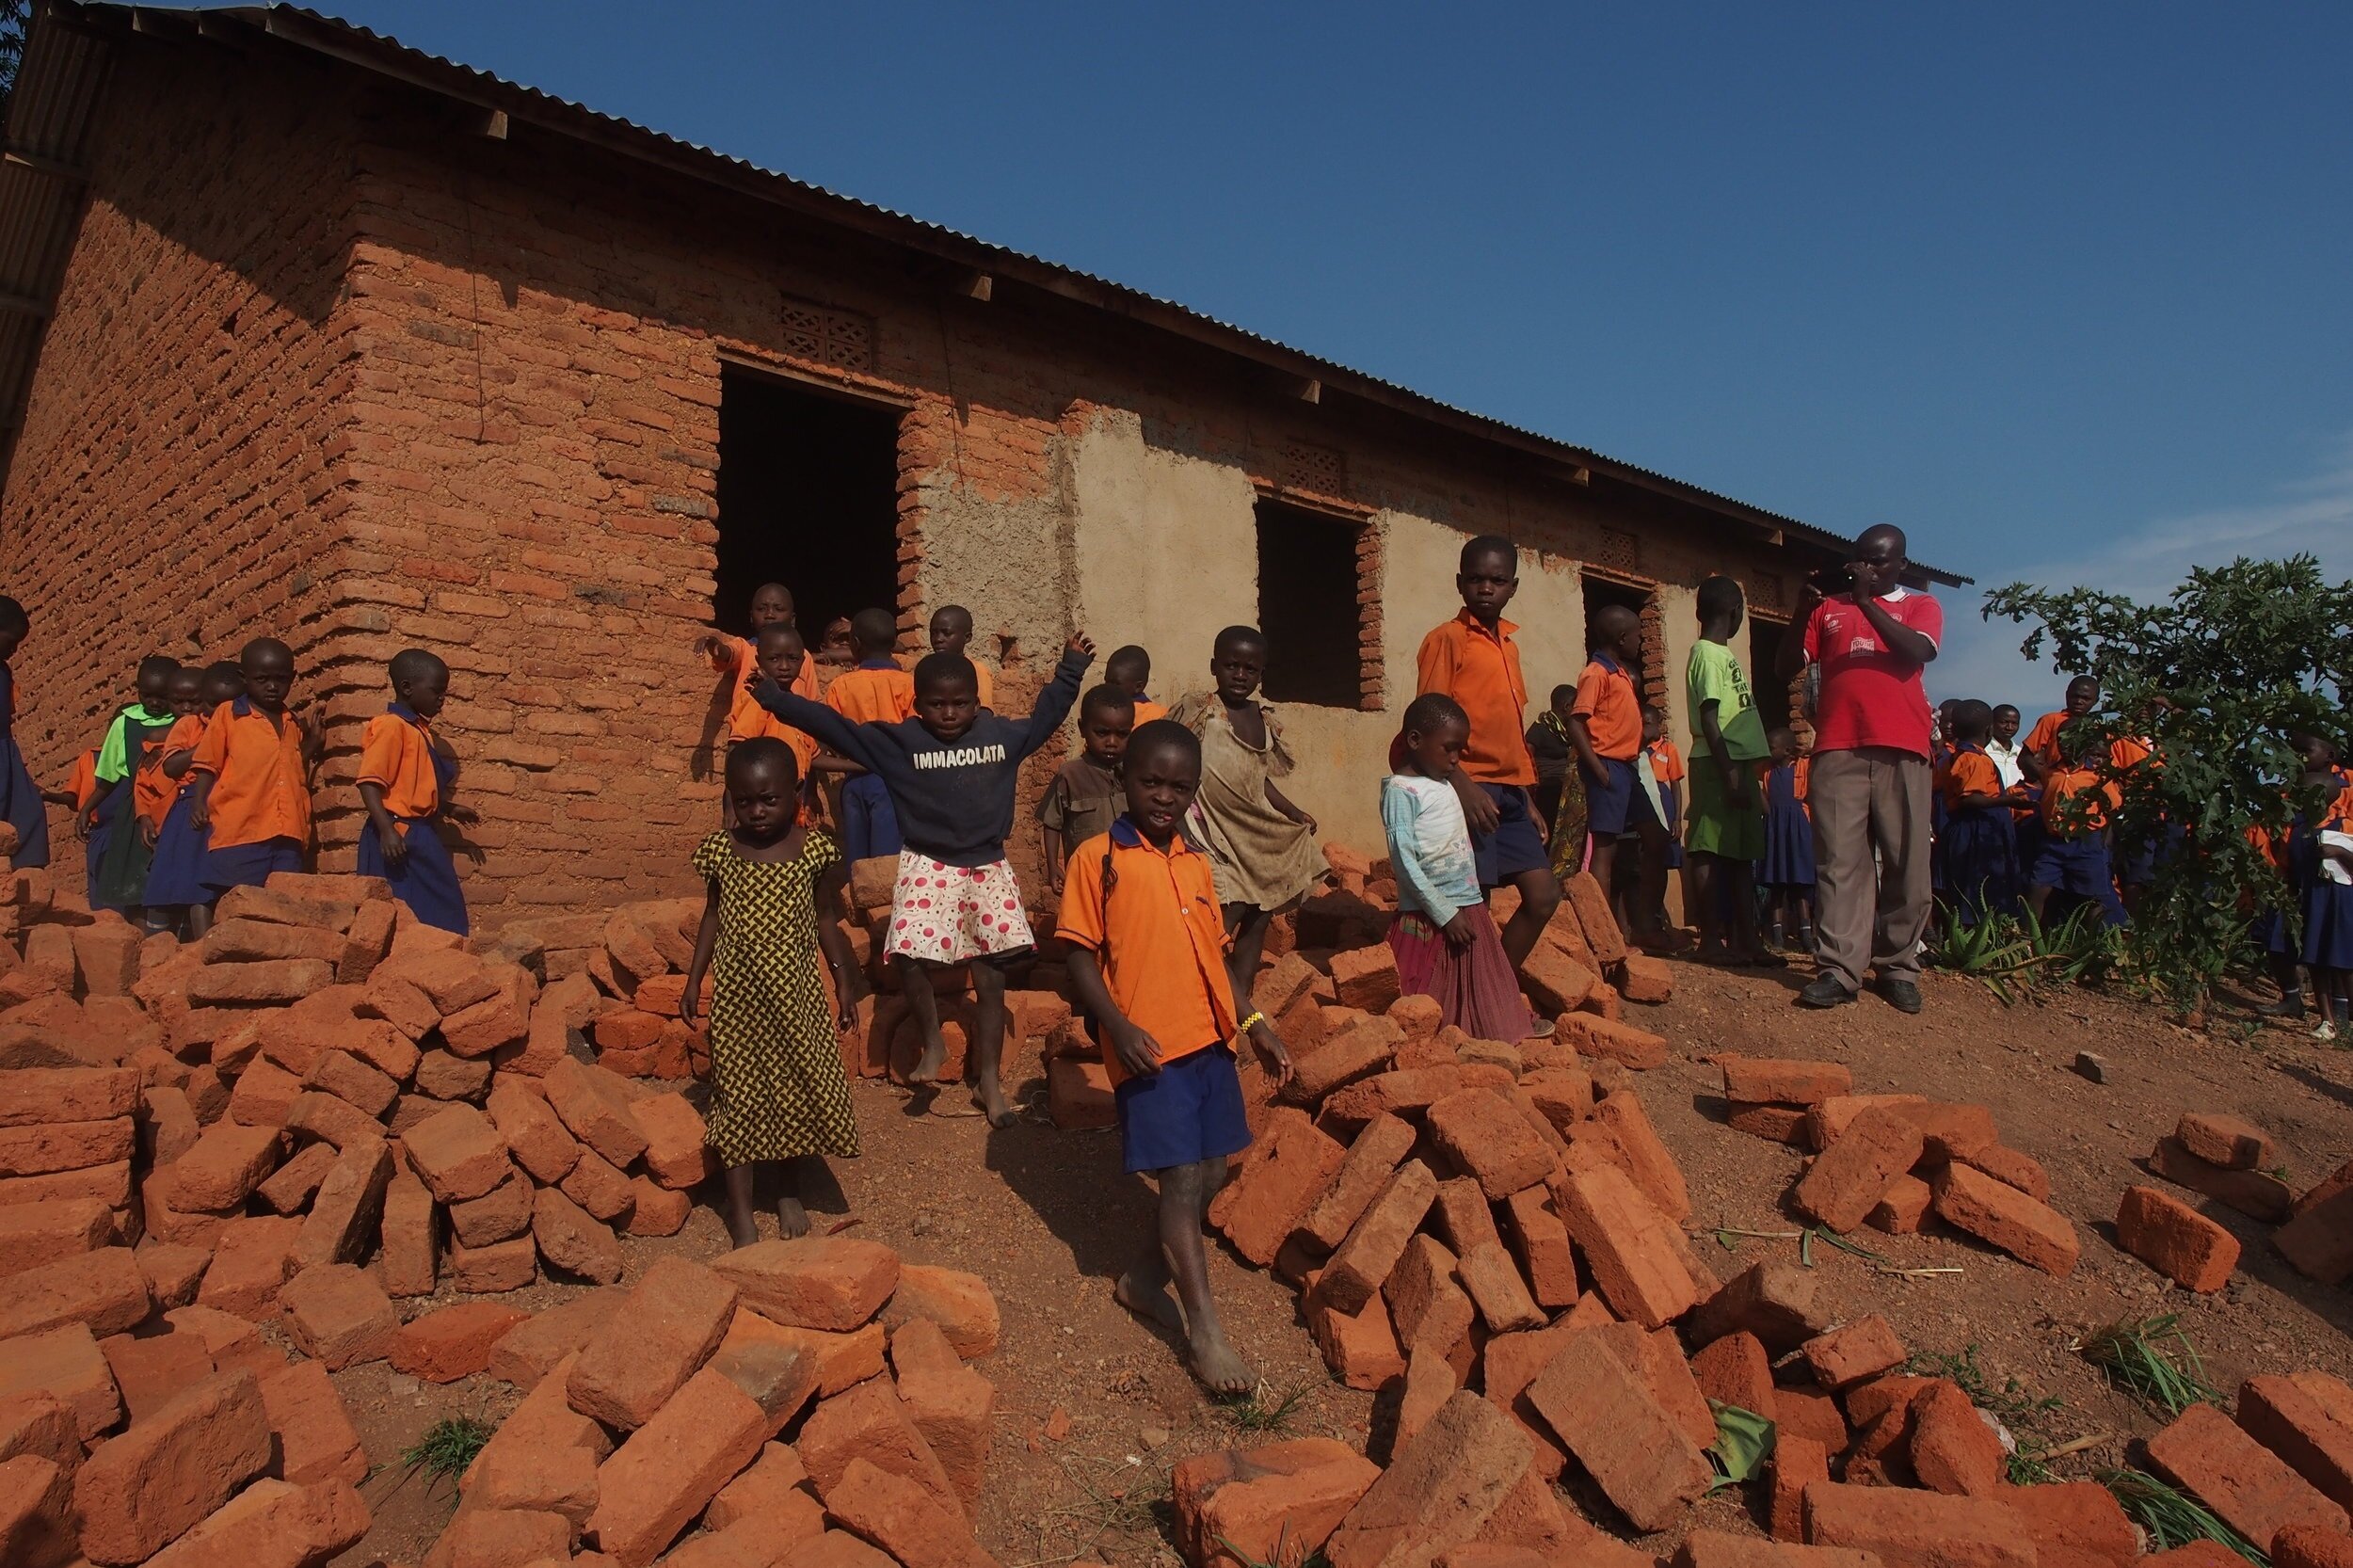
{"left": 1571, "top": 649, "right": 1651, "bottom": 840}
{"left": 1416, "top": 610, "right": 1549, "bottom": 887}
{"left": 355, "top": 703, "right": 466, "bottom": 935}
{"left": 1939, "top": 744, "right": 2021, "bottom": 922}
{"left": 143, "top": 715, "right": 214, "bottom": 910}
{"left": 2028, "top": 761, "right": 2125, "bottom": 925}
{"left": 824, "top": 660, "right": 915, "bottom": 858}
{"left": 1055, "top": 819, "right": 1250, "bottom": 1174}
{"left": 187, "top": 698, "right": 310, "bottom": 893}
{"left": 0, "top": 656, "right": 49, "bottom": 872}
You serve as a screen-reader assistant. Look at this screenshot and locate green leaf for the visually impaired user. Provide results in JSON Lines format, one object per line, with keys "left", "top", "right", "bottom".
{"left": 1705, "top": 1400, "right": 1777, "bottom": 1491}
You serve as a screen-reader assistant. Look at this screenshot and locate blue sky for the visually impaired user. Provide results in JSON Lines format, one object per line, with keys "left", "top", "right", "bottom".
{"left": 327, "top": 2, "right": 2353, "bottom": 711}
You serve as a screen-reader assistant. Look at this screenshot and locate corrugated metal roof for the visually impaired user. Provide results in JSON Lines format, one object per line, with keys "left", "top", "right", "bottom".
{"left": 4, "top": 2, "right": 1967, "bottom": 584}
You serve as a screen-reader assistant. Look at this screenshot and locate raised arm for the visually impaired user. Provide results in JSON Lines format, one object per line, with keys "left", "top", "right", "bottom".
{"left": 1016, "top": 636, "right": 1096, "bottom": 760}
{"left": 754, "top": 682, "right": 879, "bottom": 769}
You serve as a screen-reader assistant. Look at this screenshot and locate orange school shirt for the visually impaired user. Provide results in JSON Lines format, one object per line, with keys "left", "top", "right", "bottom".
{"left": 188, "top": 698, "right": 311, "bottom": 851}
{"left": 136, "top": 715, "right": 205, "bottom": 829}
{"left": 356, "top": 711, "right": 442, "bottom": 820}
{"left": 708, "top": 634, "right": 820, "bottom": 701}
{"left": 725, "top": 685, "right": 821, "bottom": 779}
{"left": 1130, "top": 698, "right": 1167, "bottom": 728}
{"left": 1942, "top": 747, "right": 2007, "bottom": 811}
{"left": 2041, "top": 764, "right": 2119, "bottom": 835}
{"left": 1646, "top": 738, "right": 1685, "bottom": 786}
{"left": 2024, "top": 710, "right": 2072, "bottom": 764}
{"left": 825, "top": 662, "right": 917, "bottom": 727}
{"left": 1054, "top": 822, "right": 1239, "bottom": 1089}
{"left": 1571, "top": 652, "right": 1642, "bottom": 762}
{"left": 1416, "top": 611, "right": 1535, "bottom": 786}
{"left": 65, "top": 749, "right": 98, "bottom": 814}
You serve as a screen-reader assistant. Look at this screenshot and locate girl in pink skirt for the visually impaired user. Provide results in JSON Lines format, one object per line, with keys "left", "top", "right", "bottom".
{"left": 1383, "top": 694, "right": 1541, "bottom": 1042}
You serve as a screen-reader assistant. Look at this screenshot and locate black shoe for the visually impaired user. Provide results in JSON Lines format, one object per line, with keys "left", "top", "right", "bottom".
{"left": 1877, "top": 978, "right": 1924, "bottom": 1015}
{"left": 2255, "top": 993, "right": 2307, "bottom": 1019}
{"left": 1799, "top": 976, "right": 1855, "bottom": 1009}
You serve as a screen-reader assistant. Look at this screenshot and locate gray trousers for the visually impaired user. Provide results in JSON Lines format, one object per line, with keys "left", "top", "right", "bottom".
{"left": 1808, "top": 746, "right": 1933, "bottom": 993}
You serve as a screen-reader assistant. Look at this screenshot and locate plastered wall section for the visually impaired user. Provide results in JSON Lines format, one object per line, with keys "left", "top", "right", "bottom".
{"left": 0, "top": 46, "right": 363, "bottom": 888}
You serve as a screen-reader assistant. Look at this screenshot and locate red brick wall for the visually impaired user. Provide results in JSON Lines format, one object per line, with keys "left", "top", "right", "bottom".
{"left": 1, "top": 44, "right": 1822, "bottom": 925}
{"left": 0, "top": 44, "right": 361, "bottom": 881}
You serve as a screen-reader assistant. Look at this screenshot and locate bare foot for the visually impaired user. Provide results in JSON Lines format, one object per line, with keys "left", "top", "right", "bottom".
{"left": 973, "top": 1081, "right": 1016, "bottom": 1128}
{"left": 775, "top": 1195, "right": 810, "bottom": 1240}
{"left": 907, "top": 1033, "right": 948, "bottom": 1084}
{"left": 1113, "top": 1269, "right": 1183, "bottom": 1334}
{"left": 722, "top": 1203, "right": 759, "bottom": 1250}
{"left": 1187, "top": 1326, "right": 1257, "bottom": 1397}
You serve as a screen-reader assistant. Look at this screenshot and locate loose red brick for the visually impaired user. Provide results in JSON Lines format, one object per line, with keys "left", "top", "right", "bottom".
{"left": 1673, "top": 1534, "right": 1882, "bottom": 1568}
{"left": 485, "top": 1080, "right": 582, "bottom": 1183}
{"left": 145, "top": 1474, "right": 372, "bottom": 1568}
{"left": 1639, "top": 1327, "right": 1721, "bottom": 1451}
{"left": 1557, "top": 1015, "right": 1668, "bottom": 1070}
{"left": 624, "top": 1092, "right": 708, "bottom": 1191}
{"left": 1997, "top": 1478, "right": 2137, "bottom": 1568}
{"left": 705, "top": 1439, "right": 818, "bottom": 1530}
{"left": 465, "top": 1352, "right": 612, "bottom": 1500}
{"left": 1519, "top": 938, "right": 1598, "bottom": 1016}
{"left": 1327, "top": 1391, "right": 1536, "bottom": 1568}
{"left": 1385, "top": 1234, "right": 1477, "bottom": 1363}
{"left": 1965, "top": 1145, "right": 2050, "bottom": 1203}
{"left": 99, "top": 1328, "right": 215, "bottom": 1422}
{"left": 1455, "top": 1240, "right": 1545, "bottom": 1334}
{"left": 449, "top": 1170, "right": 536, "bottom": 1247}
{"left": 624, "top": 1176, "right": 692, "bottom": 1237}
{"left": 1316, "top": 1159, "right": 1439, "bottom": 1316}
{"left": 531, "top": 1177, "right": 619, "bottom": 1286}
{"left": 446, "top": 1233, "right": 537, "bottom": 1293}
{"left": 1045, "top": 1056, "right": 1115, "bottom": 1128}
{"left": 274, "top": 1088, "right": 374, "bottom": 1148}
{"left": 0, "top": 1116, "right": 136, "bottom": 1177}
{"left": 1431, "top": 1175, "right": 1506, "bottom": 1256}
{"left": 442, "top": 965, "right": 536, "bottom": 1059}
{"left": 1318, "top": 1064, "right": 1517, "bottom": 1133}
{"left": 2278, "top": 1187, "right": 2353, "bottom": 1284}
{"left": 1499, "top": 1185, "right": 1579, "bottom": 1309}
{"left": 723, "top": 1310, "right": 887, "bottom": 1400}
{"left": 384, "top": 1300, "right": 532, "bottom": 1384}
{"left": 1297, "top": 1112, "right": 1417, "bottom": 1253}
{"left": 412, "top": 1048, "right": 490, "bottom": 1103}
{"left": 1561, "top": 871, "right": 1628, "bottom": 965}
{"left": 468, "top": 1429, "right": 600, "bottom": 1528}
{"left": 378, "top": 1166, "right": 437, "bottom": 1298}
{"left": 1396, "top": 1344, "right": 1458, "bottom": 1454}
{"left": 2148, "top": 1403, "right": 2349, "bottom": 1545}
{"left": 277, "top": 1263, "right": 397, "bottom": 1369}
{"left": 256, "top": 1359, "right": 367, "bottom": 1486}
{"left": 1729, "top": 1103, "right": 1812, "bottom": 1144}
{"left": 543, "top": 1057, "right": 649, "bottom": 1167}
{"left": 1721, "top": 1057, "right": 1853, "bottom": 1107}
{"left": 166, "top": 1123, "right": 282, "bottom": 1212}
{"left": 193, "top": 1216, "right": 298, "bottom": 1320}
{"left": 1526, "top": 1328, "right": 1711, "bottom": 1531}
{"left": 402, "top": 1104, "right": 516, "bottom": 1204}
{"left": 0, "top": 1452, "right": 75, "bottom": 1568}
{"left": 0, "top": 1064, "right": 139, "bottom": 1127}
{"left": 2178, "top": 1112, "right": 2274, "bottom": 1172}
{"left": 185, "top": 960, "right": 335, "bottom": 1007}
{"left": 1550, "top": 1162, "right": 1695, "bottom": 1328}
{"left": 568, "top": 1255, "right": 737, "bottom": 1430}
{"left": 1793, "top": 1105, "right": 1924, "bottom": 1234}
{"left": 1802, "top": 1480, "right": 2032, "bottom": 1568}
{"left": 1617, "top": 952, "right": 1673, "bottom": 1004}
{"left": 889, "top": 1318, "right": 993, "bottom": 1513}
{"left": 1907, "top": 1379, "right": 2004, "bottom": 1496}
{"left": 0, "top": 1389, "right": 81, "bottom": 1474}
{"left": 0, "top": 1244, "right": 151, "bottom": 1339}
{"left": 820, "top": 1456, "right": 993, "bottom": 1568}
{"left": 1799, "top": 1315, "right": 1905, "bottom": 1390}
{"left": 0, "top": 1323, "right": 123, "bottom": 1440}
{"left": 0, "top": 1195, "right": 112, "bottom": 1280}
{"left": 300, "top": 1049, "right": 396, "bottom": 1118}
{"left": 2239, "top": 1373, "right": 2353, "bottom": 1513}
{"left": 2142, "top": 1138, "right": 2294, "bottom": 1226}
{"left": 1593, "top": 1091, "right": 1689, "bottom": 1222}
{"left": 1801, "top": 1093, "right": 1927, "bottom": 1150}
{"left": 1865, "top": 1174, "right": 1933, "bottom": 1235}
{"left": 1428, "top": 1088, "right": 1557, "bottom": 1202}
{"left": 1767, "top": 1432, "right": 1826, "bottom": 1542}
{"left": 1185, "top": 1438, "right": 1380, "bottom": 1568}
{"left": 712, "top": 1237, "right": 899, "bottom": 1334}
{"left": 876, "top": 1264, "right": 998, "bottom": 1359}
{"left": 72, "top": 1368, "right": 273, "bottom": 1564}
{"left": 200, "top": 918, "right": 343, "bottom": 967}
{"left": 2276, "top": 1529, "right": 2353, "bottom": 1568}
{"left": 1210, "top": 1108, "right": 1345, "bottom": 1267}
{"left": 554, "top": 1146, "right": 632, "bottom": 1224}
{"left": 797, "top": 1373, "right": 964, "bottom": 1522}
{"left": 1692, "top": 1331, "right": 1777, "bottom": 1420}
{"left": 292, "top": 1137, "right": 393, "bottom": 1272}
{"left": 1310, "top": 1287, "right": 1408, "bottom": 1390}
{"left": 1931, "top": 1161, "right": 2080, "bottom": 1276}
{"left": 252, "top": 1142, "right": 336, "bottom": 1216}
{"left": 425, "top": 1506, "right": 572, "bottom": 1568}
{"left": 1330, "top": 944, "right": 1402, "bottom": 1014}
{"left": 1906, "top": 1101, "right": 2000, "bottom": 1164}
{"left": 2117, "top": 1184, "right": 2239, "bottom": 1292}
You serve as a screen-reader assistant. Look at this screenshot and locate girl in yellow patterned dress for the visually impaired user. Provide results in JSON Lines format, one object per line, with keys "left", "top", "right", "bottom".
{"left": 681, "top": 738, "right": 864, "bottom": 1245}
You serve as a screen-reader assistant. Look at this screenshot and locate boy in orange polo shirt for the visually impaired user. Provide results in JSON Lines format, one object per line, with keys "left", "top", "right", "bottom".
{"left": 1059, "top": 720, "right": 1293, "bottom": 1398}
{"left": 693, "top": 582, "right": 819, "bottom": 699}
{"left": 357, "top": 648, "right": 476, "bottom": 935}
{"left": 1569, "top": 603, "right": 1665, "bottom": 938}
{"left": 724, "top": 624, "right": 821, "bottom": 825}
{"left": 1104, "top": 646, "right": 1165, "bottom": 727}
{"left": 2025, "top": 720, "right": 2127, "bottom": 928}
{"left": 189, "top": 638, "right": 322, "bottom": 895}
{"left": 1413, "top": 536, "right": 1562, "bottom": 972}
{"left": 824, "top": 607, "right": 915, "bottom": 859}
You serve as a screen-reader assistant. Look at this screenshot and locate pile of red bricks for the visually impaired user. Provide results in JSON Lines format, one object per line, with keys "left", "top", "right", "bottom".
{"left": 1719, "top": 1058, "right": 2081, "bottom": 1277}
{"left": 1, "top": 867, "right": 713, "bottom": 1320}
{"left": 416, "top": 1238, "right": 1002, "bottom": 1568}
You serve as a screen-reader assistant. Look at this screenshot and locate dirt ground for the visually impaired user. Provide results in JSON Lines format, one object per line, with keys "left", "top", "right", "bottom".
{"left": 331, "top": 958, "right": 2353, "bottom": 1568}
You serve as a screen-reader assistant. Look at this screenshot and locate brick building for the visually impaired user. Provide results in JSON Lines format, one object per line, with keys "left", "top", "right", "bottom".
{"left": 0, "top": 3, "right": 1960, "bottom": 928}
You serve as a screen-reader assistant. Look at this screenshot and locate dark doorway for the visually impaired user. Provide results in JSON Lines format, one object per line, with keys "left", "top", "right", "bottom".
{"left": 1579, "top": 574, "right": 1657, "bottom": 696}
{"left": 1256, "top": 497, "right": 1367, "bottom": 709}
{"left": 1748, "top": 616, "right": 1793, "bottom": 734}
{"left": 713, "top": 368, "right": 901, "bottom": 642}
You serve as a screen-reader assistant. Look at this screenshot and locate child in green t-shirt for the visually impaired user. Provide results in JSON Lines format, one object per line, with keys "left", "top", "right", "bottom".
{"left": 1685, "top": 577, "right": 1777, "bottom": 966}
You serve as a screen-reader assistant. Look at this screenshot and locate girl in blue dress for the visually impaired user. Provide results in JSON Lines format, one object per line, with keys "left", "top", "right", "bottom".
{"left": 1757, "top": 727, "right": 1817, "bottom": 953}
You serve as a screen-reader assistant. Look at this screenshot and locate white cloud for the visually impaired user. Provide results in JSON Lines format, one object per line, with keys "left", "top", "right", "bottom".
{"left": 1932, "top": 432, "right": 2353, "bottom": 712}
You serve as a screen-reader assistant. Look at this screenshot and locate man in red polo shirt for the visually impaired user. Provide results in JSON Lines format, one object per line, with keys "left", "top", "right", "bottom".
{"left": 1776, "top": 523, "right": 1943, "bottom": 1013}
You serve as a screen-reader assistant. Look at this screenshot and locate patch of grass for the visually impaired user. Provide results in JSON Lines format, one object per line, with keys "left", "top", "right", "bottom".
{"left": 400, "top": 1416, "right": 492, "bottom": 1485}
{"left": 2103, "top": 1468, "right": 2266, "bottom": 1564}
{"left": 2079, "top": 1315, "right": 2222, "bottom": 1417}
{"left": 1048, "top": 1453, "right": 1174, "bottom": 1551}
{"left": 1907, "top": 1342, "right": 2066, "bottom": 1484}
{"left": 1219, "top": 1383, "right": 1310, "bottom": 1434}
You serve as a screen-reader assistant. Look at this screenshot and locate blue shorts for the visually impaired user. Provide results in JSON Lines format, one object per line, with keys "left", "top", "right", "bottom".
{"left": 842, "top": 774, "right": 903, "bottom": 861}
{"left": 1585, "top": 758, "right": 1661, "bottom": 839}
{"left": 2030, "top": 837, "right": 2126, "bottom": 925}
{"left": 1115, "top": 1044, "right": 1251, "bottom": 1175}
{"left": 1472, "top": 784, "right": 1549, "bottom": 888}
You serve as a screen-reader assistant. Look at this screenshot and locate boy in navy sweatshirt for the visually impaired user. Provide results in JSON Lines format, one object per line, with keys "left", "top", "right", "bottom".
{"left": 760, "top": 631, "right": 1096, "bottom": 1127}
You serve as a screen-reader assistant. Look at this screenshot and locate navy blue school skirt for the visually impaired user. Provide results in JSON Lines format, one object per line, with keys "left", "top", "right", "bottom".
{"left": 143, "top": 790, "right": 212, "bottom": 907}
{"left": 359, "top": 814, "right": 470, "bottom": 936}
{"left": 202, "top": 836, "right": 303, "bottom": 894}
{"left": 0, "top": 736, "right": 50, "bottom": 870}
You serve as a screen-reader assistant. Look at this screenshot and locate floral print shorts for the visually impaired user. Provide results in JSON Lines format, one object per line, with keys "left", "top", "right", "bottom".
{"left": 883, "top": 851, "right": 1035, "bottom": 965}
